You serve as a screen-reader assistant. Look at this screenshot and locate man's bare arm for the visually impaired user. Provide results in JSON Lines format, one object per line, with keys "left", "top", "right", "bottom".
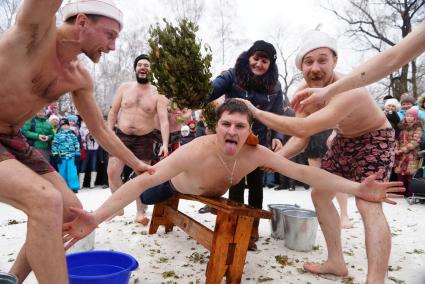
{"left": 156, "top": 95, "right": 170, "bottom": 154}
{"left": 256, "top": 146, "right": 404, "bottom": 202}
{"left": 292, "top": 21, "right": 425, "bottom": 110}
{"left": 72, "top": 75, "right": 148, "bottom": 172}
{"left": 15, "top": 0, "right": 62, "bottom": 33}
{"left": 63, "top": 143, "right": 192, "bottom": 247}
{"left": 241, "top": 93, "right": 356, "bottom": 138}
{"left": 107, "top": 84, "right": 125, "bottom": 130}
{"left": 278, "top": 136, "right": 310, "bottom": 159}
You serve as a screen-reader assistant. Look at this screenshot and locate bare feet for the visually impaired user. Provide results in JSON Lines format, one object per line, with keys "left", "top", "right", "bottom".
{"left": 340, "top": 216, "right": 353, "bottom": 229}
{"left": 135, "top": 216, "right": 150, "bottom": 226}
{"left": 303, "top": 261, "right": 348, "bottom": 277}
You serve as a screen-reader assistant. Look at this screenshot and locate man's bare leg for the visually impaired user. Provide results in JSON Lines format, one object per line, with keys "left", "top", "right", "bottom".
{"left": 10, "top": 170, "right": 82, "bottom": 283}
{"left": 304, "top": 188, "right": 348, "bottom": 277}
{"left": 336, "top": 193, "right": 353, "bottom": 229}
{"left": 1, "top": 160, "right": 68, "bottom": 284}
{"left": 356, "top": 198, "right": 390, "bottom": 284}
{"left": 107, "top": 157, "right": 125, "bottom": 218}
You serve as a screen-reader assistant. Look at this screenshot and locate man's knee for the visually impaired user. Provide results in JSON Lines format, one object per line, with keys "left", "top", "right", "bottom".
{"left": 355, "top": 197, "right": 383, "bottom": 217}
{"left": 311, "top": 188, "right": 334, "bottom": 202}
{"left": 29, "top": 184, "right": 63, "bottom": 217}
{"left": 107, "top": 158, "right": 123, "bottom": 177}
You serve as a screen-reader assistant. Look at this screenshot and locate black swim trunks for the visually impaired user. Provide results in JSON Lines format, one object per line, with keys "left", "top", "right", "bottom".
{"left": 140, "top": 180, "right": 178, "bottom": 204}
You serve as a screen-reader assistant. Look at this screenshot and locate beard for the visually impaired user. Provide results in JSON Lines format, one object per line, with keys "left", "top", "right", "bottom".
{"left": 135, "top": 73, "right": 149, "bottom": 84}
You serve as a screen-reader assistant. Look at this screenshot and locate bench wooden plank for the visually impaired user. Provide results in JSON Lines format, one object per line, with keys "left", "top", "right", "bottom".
{"left": 164, "top": 206, "right": 213, "bottom": 251}
{"left": 177, "top": 193, "right": 272, "bottom": 219}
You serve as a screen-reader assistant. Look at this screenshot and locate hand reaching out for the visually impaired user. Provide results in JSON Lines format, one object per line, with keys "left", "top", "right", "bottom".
{"left": 291, "top": 87, "right": 328, "bottom": 112}
{"left": 356, "top": 174, "right": 405, "bottom": 205}
{"left": 63, "top": 207, "right": 98, "bottom": 251}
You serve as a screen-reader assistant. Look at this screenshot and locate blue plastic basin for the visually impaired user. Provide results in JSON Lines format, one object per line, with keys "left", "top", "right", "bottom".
{"left": 66, "top": 250, "right": 139, "bottom": 284}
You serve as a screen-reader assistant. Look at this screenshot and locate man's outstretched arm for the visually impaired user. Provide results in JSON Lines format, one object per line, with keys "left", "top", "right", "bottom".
{"left": 291, "top": 21, "right": 425, "bottom": 111}
{"left": 63, "top": 143, "right": 192, "bottom": 248}
{"left": 256, "top": 146, "right": 404, "bottom": 203}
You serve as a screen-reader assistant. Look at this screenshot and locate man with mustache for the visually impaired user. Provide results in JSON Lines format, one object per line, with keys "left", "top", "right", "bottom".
{"left": 239, "top": 30, "right": 397, "bottom": 284}
{"left": 107, "top": 54, "right": 169, "bottom": 224}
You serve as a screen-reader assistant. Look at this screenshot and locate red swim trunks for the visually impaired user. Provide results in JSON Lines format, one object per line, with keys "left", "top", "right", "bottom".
{"left": 0, "top": 132, "right": 55, "bottom": 175}
{"left": 321, "top": 128, "right": 395, "bottom": 182}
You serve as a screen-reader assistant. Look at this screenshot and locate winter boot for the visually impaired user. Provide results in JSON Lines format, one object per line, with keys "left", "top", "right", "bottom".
{"left": 90, "top": 172, "right": 97, "bottom": 188}
{"left": 79, "top": 173, "right": 85, "bottom": 189}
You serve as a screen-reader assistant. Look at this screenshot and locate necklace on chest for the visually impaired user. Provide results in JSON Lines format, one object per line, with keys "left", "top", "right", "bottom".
{"left": 216, "top": 152, "right": 238, "bottom": 187}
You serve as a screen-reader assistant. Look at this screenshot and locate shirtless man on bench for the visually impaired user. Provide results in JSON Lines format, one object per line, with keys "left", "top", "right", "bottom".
{"left": 63, "top": 99, "right": 404, "bottom": 248}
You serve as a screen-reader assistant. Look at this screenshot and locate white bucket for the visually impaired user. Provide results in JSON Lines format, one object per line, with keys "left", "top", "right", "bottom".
{"left": 66, "top": 230, "right": 96, "bottom": 255}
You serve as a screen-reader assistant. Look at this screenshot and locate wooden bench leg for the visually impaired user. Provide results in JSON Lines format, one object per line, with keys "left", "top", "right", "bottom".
{"left": 205, "top": 212, "right": 237, "bottom": 284}
{"left": 149, "top": 202, "right": 166, "bottom": 234}
{"left": 226, "top": 216, "right": 254, "bottom": 284}
{"left": 149, "top": 197, "right": 180, "bottom": 234}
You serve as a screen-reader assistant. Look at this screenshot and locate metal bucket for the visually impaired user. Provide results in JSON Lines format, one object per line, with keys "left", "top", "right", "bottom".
{"left": 267, "top": 204, "right": 299, "bottom": 239}
{"left": 283, "top": 209, "right": 318, "bottom": 252}
{"left": 0, "top": 272, "right": 18, "bottom": 284}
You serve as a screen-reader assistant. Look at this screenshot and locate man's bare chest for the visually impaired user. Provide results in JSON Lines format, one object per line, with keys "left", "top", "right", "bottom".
{"left": 121, "top": 92, "right": 157, "bottom": 114}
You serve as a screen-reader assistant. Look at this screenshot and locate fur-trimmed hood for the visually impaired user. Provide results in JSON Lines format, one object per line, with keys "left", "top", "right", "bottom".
{"left": 234, "top": 51, "right": 279, "bottom": 94}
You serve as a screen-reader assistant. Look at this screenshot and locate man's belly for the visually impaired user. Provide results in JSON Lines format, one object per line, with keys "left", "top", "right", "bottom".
{"left": 336, "top": 117, "right": 391, "bottom": 138}
{"left": 117, "top": 120, "right": 156, "bottom": 136}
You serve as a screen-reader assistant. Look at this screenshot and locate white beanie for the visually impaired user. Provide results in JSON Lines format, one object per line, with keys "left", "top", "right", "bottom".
{"left": 181, "top": 125, "right": 190, "bottom": 137}
{"left": 384, "top": 98, "right": 401, "bottom": 111}
{"left": 62, "top": 0, "right": 123, "bottom": 30}
{"left": 295, "top": 30, "right": 338, "bottom": 70}
{"left": 48, "top": 114, "right": 59, "bottom": 122}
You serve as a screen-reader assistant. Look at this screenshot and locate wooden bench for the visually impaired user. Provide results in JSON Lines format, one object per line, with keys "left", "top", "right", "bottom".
{"left": 149, "top": 193, "right": 273, "bottom": 284}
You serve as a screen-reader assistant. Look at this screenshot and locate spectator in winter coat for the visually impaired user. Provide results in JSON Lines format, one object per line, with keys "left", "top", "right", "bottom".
{"left": 206, "top": 40, "right": 284, "bottom": 250}
{"left": 394, "top": 108, "right": 423, "bottom": 197}
{"left": 52, "top": 119, "right": 80, "bottom": 192}
{"left": 22, "top": 108, "right": 55, "bottom": 161}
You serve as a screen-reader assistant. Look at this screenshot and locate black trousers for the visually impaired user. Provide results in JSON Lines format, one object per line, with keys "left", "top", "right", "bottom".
{"left": 228, "top": 167, "right": 263, "bottom": 209}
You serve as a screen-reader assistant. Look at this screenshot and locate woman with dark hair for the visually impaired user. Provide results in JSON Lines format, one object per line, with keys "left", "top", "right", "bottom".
{"left": 205, "top": 40, "right": 284, "bottom": 250}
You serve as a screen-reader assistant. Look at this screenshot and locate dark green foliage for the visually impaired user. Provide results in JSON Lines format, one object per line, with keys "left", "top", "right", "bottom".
{"left": 148, "top": 19, "right": 217, "bottom": 130}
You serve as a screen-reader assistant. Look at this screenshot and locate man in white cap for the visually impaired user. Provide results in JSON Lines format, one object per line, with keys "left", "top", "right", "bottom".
{"left": 0, "top": 0, "right": 152, "bottom": 283}
{"left": 239, "top": 30, "right": 397, "bottom": 283}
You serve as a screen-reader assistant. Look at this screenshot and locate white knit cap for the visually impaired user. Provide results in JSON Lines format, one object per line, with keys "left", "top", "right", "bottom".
{"left": 48, "top": 114, "right": 59, "bottom": 122}
{"left": 295, "top": 30, "right": 338, "bottom": 70}
{"left": 384, "top": 98, "right": 401, "bottom": 111}
{"left": 62, "top": 0, "right": 123, "bottom": 30}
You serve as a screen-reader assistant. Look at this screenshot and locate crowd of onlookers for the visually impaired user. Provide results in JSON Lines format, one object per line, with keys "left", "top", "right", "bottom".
{"left": 382, "top": 92, "right": 425, "bottom": 198}
{"left": 21, "top": 103, "right": 108, "bottom": 193}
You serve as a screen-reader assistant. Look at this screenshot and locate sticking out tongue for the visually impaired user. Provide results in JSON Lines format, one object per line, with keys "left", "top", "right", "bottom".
{"left": 224, "top": 140, "right": 238, "bottom": 155}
